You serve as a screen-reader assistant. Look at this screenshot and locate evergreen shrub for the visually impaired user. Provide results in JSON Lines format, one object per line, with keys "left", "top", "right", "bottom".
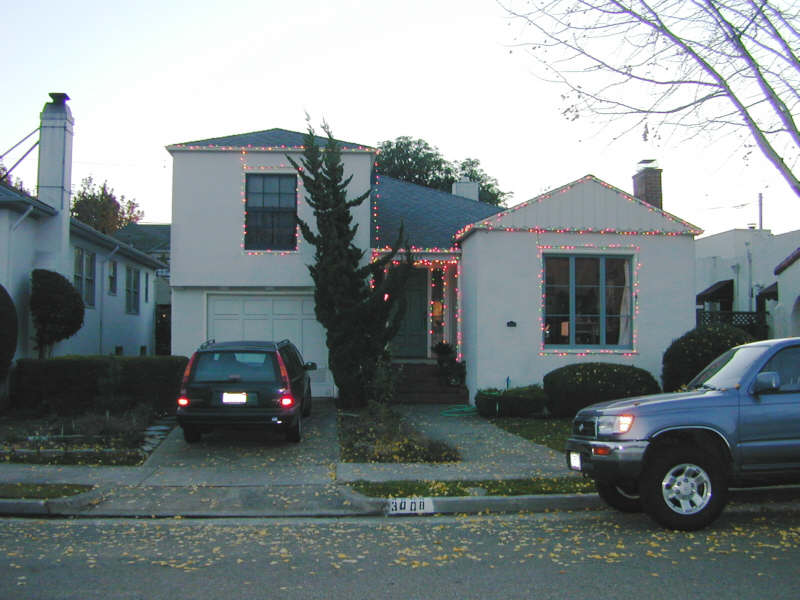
{"left": 0, "top": 284, "right": 17, "bottom": 380}
{"left": 475, "top": 384, "right": 549, "bottom": 418}
{"left": 543, "top": 362, "right": 660, "bottom": 418}
{"left": 661, "top": 324, "right": 754, "bottom": 392}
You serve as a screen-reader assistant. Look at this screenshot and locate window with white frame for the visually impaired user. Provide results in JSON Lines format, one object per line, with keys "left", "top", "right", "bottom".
{"left": 543, "top": 255, "right": 632, "bottom": 347}
{"left": 73, "top": 247, "right": 96, "bottom": 307}
{"left": 244, "top": 173, "right": 297, "bottom": 250}
{"left": 108, "top": 260, "right": 118, "bottom": 295}
{"left": 126, "top": 266, "right": 140, "bottom": 314}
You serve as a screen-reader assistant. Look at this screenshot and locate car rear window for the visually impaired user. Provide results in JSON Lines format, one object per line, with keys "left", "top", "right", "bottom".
{"left": 192, "top": 351, "right": 278, "bottom": 383}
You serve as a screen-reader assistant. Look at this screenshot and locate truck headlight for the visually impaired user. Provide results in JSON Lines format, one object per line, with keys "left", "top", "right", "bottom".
{"left": 597, "top": 415, "right": 635, "bottom": 435}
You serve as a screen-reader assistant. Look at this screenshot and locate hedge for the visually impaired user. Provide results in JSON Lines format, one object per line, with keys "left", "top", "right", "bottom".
{"left": 475, "top": 385, "right": 549, "bottom": 418}
{"left": 661, "top": 324, "right": 754, "bottom": 392}
{"left": 9, "top": 355, "right": 188, "bottom": 416}
{"left": 543, "top": 362, "right": 660, "bottom": 418}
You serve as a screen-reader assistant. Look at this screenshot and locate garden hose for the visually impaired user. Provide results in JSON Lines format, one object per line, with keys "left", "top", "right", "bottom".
{"left": 440, "top": 405, "right": 477, "bottom": 417}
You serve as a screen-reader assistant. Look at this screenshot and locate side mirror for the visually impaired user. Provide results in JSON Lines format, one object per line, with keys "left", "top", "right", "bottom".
{"left": 753, "top": 371, "right": 780, "bottom": 394}
{"left": 304, "top": 362, "right": 317, "bottom": 371}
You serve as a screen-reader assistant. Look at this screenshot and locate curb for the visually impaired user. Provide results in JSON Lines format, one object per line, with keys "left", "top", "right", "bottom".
{"left": 0, "top": 485, "right": 108, "bottom": 516}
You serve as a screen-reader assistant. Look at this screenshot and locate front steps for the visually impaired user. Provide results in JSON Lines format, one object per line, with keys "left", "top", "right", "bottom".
{"left": 393, "top": 362, "right": 468, "bottom": 405}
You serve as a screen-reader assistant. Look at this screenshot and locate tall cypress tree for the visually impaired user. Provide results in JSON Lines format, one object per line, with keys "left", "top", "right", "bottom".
{"left": 289, "top": 121, "right": 412, "bottom": 408}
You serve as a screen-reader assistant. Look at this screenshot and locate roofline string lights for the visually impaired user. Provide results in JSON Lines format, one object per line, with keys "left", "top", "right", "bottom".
{"left": 455, "top": 175, "right": 703, "bottom": 241}
{"left": 537, "top": 243, "right": 642, "bottom": 358}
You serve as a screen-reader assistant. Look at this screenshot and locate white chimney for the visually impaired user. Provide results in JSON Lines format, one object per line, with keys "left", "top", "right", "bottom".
{"left": 35, "top": 93, "right": 73, "bottom": 275}
{"left": 452, "top": 178, "right": 480, "bottom": 201}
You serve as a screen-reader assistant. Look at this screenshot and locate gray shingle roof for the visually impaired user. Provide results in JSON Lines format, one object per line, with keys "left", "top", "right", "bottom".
{"left": 113, "top": 223, "right": 171, "bottom": 253}
{"left": 372, "top": 176, "right": 503, "bottom": 250}
{"left": 0, "top": 182, "right": 57, "bottom": 217}
{"left": 168, "top": 128, "right": 372, "bottom": 151}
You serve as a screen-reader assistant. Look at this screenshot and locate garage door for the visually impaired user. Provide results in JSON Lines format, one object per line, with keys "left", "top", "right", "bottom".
{"left": 206, "top": 294, "right": 332, "bottom": 397}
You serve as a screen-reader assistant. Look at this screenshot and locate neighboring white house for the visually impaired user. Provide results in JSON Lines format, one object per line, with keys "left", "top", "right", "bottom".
{"left": 773, "top": 247, "right": 800, "bottom": 338}
{"left": 0, "top": 94, "right": 163, "bottom": 361}
{"left": 695, "top": 228, "right": 800, "bottom": 337}
{"left": 168, "top": 128, "right": 702, "bottom": 401}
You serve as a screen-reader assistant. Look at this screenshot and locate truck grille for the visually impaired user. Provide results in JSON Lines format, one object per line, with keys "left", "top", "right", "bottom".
{"left": 573, "top": 418, "right": 596, "bottom": 438}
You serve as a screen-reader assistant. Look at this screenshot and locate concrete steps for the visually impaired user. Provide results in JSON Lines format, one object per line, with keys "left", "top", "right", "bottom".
{"left": 393, "top": 363, "right": 468, "bottom": 405}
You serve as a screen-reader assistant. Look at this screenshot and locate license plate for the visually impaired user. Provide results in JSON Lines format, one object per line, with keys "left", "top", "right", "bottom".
{"left": 569, "top": 452, "right": 582, "bottom": 471}
{"left": 222, "top": 392, "right": 247, "bottom": 404}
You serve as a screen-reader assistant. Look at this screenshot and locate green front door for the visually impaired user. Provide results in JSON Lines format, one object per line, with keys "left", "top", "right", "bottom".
{"left": 391, "top": 269, "right": 428, "bottom": 358}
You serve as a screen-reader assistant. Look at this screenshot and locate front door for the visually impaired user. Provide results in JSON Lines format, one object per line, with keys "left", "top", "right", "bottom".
{"left": 391, "top": 268, "right": 428, "bottom": 358}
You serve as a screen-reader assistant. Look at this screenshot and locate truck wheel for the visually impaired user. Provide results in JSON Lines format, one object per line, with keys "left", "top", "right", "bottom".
{"left": 641, "top": 447, "right": 728, "bottom": 531}
{"left": 596, "top": 480, "right": 642, "bottom": 513}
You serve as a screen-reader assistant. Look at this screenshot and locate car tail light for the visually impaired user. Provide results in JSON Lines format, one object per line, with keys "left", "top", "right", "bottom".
{"left": 177, "top": 397, "right": 190, "bottom": 407}
{"left": 279, "top": 395, "right": 295, "bottom": 408}
{"left": 592, "top": 445, "right": 612, "bottom": 456}
{"left": 180, "top": 353, "right": 197, "bottom": 395}
{"left": 276, "top": 353, "right": 291, "bottom": 388}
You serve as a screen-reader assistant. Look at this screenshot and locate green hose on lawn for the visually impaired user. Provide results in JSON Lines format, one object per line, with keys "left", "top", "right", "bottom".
{"left": 440, "top": 405, "right": 477, "bottom": 417}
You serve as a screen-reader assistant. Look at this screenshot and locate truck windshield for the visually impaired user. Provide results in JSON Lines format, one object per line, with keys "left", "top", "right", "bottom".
{"left": 689, "top": 346, "right": 767, "bottom": 390}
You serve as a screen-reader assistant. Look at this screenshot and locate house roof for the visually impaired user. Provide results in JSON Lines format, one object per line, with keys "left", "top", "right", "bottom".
{"left": 113, "top": 223, "right": 171, "bottom": 254}
{"left": 71, "top": 219, "right": 166, "bottom": 270}
{"left": 456, "top": 174, "right": 703, "bottom": 241}
{"left": 371, "top": 176, "right": 503, "bottom": 251}
{"left": 775, "top": 246, "right": 800, "bottom": 275}
{"left": 167, "top": 128, "right": 373, "bottom": 152}
{"left": 0, "top": 182, "right": 57, "bottom": 218}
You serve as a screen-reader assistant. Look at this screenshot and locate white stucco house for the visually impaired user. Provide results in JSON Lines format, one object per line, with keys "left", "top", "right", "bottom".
{"left": 695, "top": 228, "right": 800, "bottom": 338}
{"left": 168, "top": 130, "right": 701, "bottom": 401}
{"left": 0, "top": 94, "right": 163, "bottom": 362}
{"left": 773, "top": 247, "right": 800, "bottom": 338}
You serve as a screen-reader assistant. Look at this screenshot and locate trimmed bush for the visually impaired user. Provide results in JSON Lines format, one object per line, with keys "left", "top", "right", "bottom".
{"left": 10, "top": 355, "right": 188, "bottom": 417}
{"left": 543, "top": 362, "right": 660, "bottom": 418}
{"left": 475, "top": 385, "right": 549, "bottom": 418}
{"left": 30, "top": 269, "right": 85, "bottom": 358}
{"left": 661, "top": 324, "right": 755, "bottom": 392}
{"left": 0, "top": 284, "right": 17, "bottom": 380}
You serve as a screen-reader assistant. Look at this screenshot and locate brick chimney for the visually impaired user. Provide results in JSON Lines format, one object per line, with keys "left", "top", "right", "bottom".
{"left": 35, "top": 93, "right": 74, "bottom": 274}
{"left": 632, "top": 159, "right": 662, "bottom": 210}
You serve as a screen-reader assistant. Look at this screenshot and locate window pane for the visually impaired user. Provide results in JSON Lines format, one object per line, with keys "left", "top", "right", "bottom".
{"left": 575, "top": 258, "right": 599, "bottom": 285}
{"left": 575, "top": 286, "right": 599, "bottom": 314}
{"left": 606, "top": 258, "right": 628, "bottom": 286}
{"left": 545, "top": 257, "right": 569, "bottom": 285}
{"left": 279, "top": 175, "right": 296, "bottom": 194}
{"left": 545, "top": 316, "right": 570, "bottom": 345}
{"left": 264, "top": 193, "right": 280, "bottom": 208}
{"left": 606, "top": 287, "right": 626, "bottom": 316}
{"left": 263, "top": 176, "right": 279, "bottom": 193}
{"left": 545, "top": 286, "right": 570, "bottom": 314}
{"left": 575, "top": 317, "right": 600, "bottom": 345}
{"left": 246, "top": 176, "right": 262, "bottom": 193}
{"left": 279, "top": 193, "right": 296, "bottom": 210}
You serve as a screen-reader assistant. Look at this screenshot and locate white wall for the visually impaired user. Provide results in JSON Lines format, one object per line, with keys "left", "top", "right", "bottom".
{"left": 696, "top": 229, "right": 800, "bottom": 311}
{"left": 169, "top": 146, "right": 374, "bottom": 360}
{"left": 460, "top": 230, "right": 696, "bottom": 401}
{"left": 774, "top": 260, "right": 800, "bottom": 338}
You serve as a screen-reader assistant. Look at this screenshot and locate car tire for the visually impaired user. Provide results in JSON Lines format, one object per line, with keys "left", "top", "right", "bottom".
{"left": 640, "top": 446, "right": 728, "bottom": 531}
{"left": 302, "top": 390, "right": 312, "bottom": 417}
{"left": 596, "top": 480, "right": 642, "bottom": 513}
{"left": 286, "top": 413, "right": 302, "bottom": 443}
{"left": 182, "top": 426, "right": 201, "bottom": 444}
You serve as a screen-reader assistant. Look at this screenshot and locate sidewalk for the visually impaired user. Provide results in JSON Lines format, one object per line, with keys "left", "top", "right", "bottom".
{"left": 4, "top": 400, "right": 797, "bottom": 519}
{"left": 1, "top": 399, "right": 605, "bottom": 517}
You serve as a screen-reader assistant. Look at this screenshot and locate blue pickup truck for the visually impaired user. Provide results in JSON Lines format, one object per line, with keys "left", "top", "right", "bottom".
{"left": 566, "top": 337, "right": 800, "bottom": 530}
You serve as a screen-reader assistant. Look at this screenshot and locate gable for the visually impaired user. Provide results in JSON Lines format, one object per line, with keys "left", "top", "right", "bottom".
{"left": 167, "top": 128, "right": 372, "bottom": 152}
{"left": 458, "top": 175, "right": 702, "bottom": 239}
{"left": 372, "top": 176, "right": 503, "bottom": 250}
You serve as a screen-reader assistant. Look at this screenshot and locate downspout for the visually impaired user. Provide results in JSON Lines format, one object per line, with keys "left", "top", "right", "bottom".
{"left": 98, "top": 245, "right": 120, "bottom": 354}
{"left": 746, "top": 242, "right": 753, "bottom": 312}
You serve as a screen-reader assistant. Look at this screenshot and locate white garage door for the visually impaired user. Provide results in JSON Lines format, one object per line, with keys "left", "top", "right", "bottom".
{"left": 206, "top": 294, "right": 332, "bottom": 397}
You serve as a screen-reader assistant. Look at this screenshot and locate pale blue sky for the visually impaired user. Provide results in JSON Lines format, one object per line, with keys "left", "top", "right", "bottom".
{"left": 2, "top": 0, "right": 797, "bottom": 235}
